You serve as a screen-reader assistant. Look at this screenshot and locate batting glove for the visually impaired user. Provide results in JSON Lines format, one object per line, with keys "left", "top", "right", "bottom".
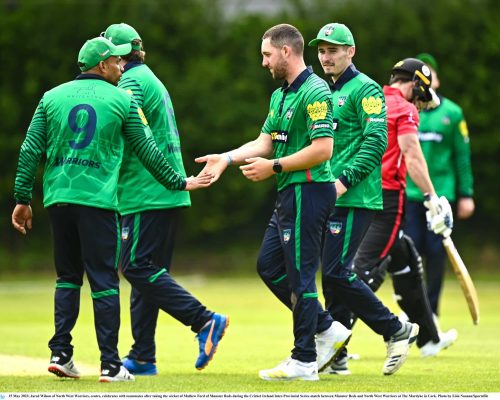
{"left": 425, "top": 196, "right": 453, "bottom": 237}
{"left": 423, "top": 193, "right": 441, "bottom": 216}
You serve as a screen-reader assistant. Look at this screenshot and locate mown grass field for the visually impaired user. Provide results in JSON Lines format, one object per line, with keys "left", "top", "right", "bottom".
{"left": 0, "top": 272, "right": 499, "bottom": 392}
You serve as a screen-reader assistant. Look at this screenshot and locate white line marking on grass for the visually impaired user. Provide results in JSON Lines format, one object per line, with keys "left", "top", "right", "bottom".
{"left": 0, "top": 354, "right": 97, "bottom": 376}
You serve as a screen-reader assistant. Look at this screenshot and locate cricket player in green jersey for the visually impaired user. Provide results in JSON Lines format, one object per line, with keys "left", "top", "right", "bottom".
{"left": 196, "top": 24, "right": 352, "bottom": 381}
{"left": 103, "top": 23, "right": 229, "bottom": 375}
{"left": 310, "top": 23, "right": 419, "bottom": 376}
{"left": 11, "top": 37, "right": 210, "bottom": 382}
{"left": 406, "top": 53, "right": 475, "bottom": 317}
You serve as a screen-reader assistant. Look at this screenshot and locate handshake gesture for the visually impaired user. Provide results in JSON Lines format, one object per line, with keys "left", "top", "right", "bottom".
{"left": 424, "top": 194, "right": 454, "bottom": 238}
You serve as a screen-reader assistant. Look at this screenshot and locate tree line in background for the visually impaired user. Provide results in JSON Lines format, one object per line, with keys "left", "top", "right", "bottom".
{"left": 1, "top": 0, "right": 498, "bottom": 271}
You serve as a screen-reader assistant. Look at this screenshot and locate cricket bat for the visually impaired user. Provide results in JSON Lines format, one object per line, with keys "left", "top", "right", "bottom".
{"left": 442, "top": 236, "right": 480, "bottom": 325}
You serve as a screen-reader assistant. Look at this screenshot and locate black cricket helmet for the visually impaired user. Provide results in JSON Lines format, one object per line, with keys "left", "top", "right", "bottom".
{"left": 391, "top": 58, "right": 434, "bottom": 102}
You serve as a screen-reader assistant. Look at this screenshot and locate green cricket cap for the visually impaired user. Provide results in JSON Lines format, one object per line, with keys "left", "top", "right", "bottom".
{"left": 78, "top": 37, "right": 132, "bottom": 71}
{"left": 416, "top": 53, "right": 439, "bottom": 72}
{"left": 308, "top": 23, "right": 355, "bottom": 47}
{"left": 104, "top": 23, "right": 142, "bottom": 51}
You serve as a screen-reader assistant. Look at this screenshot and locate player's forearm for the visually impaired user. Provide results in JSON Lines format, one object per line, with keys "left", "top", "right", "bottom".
{"left": 279, "top": 136, "right": 332, "bottom": 172}
{"left": 406, "top": 155, "right": 435, "bottom": 196}
{"left": 225, "top": 134, "right": 273, "bottom": 165}
{"left": 14, "top": 103, "right": 47, "bottom": 202}
{"left": 454, "top": 137, "right": 474, "bottom": 197}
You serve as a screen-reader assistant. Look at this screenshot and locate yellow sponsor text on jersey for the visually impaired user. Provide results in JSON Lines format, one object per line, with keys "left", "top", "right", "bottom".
{"left": 362, "top": 96, "right": 383, "bottom": 114}
{"left": 459, "top": 120, "right": 469, "bottom": 138}
{"left": 138, "top": 107, "right": 149, "bottom": 126}
{"left": 307, "top": 101, "right": 328, "bottom": 121}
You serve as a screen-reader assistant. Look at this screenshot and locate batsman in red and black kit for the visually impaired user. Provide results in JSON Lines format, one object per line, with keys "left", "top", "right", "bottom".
{"left": 353, "top": 58, "right": 457, "bottom": 357}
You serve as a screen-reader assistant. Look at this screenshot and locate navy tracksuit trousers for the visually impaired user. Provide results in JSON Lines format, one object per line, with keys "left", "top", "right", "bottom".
{"left": 257, "top": 182, "right": 336, "bottom": 363}
{"left": 120, "top": 209, "right": 213, "bottom": 363}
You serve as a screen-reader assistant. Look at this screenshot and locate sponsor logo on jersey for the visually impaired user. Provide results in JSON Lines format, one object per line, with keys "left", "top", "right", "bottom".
{"left": 285, "top": 107, "right": 294, "bottom": 120}
{"left": 366, "top": 117, "right": 385, "bottom": 123}
{"left": 283, "top": 229, "right": 291, "bottom": 244}
{"left": 121, "top": 227, "right": 130, "bottom": 241}
{"left": 311, "top": 123, "right": 331, "bottom": 130}
{"left": 362, "top": 96, "right": 383, "bottom": 114}
{"left": 269, "top": 109, "right": 275, "bottom": 118}
{"left": 271, "top": 130, "right": 288, "bottom": 143}
{"left": 329, "top": 221, "right": 342, "bottom": 235}
{"left": 418, "top": 131, "right": 443, "bottom": 142}
{"left": 54, "top": 157, "right": 101, "bottom": 169}
{"left": 338, "top": 96, "right": 347, "bottom": 107}
{"left": 307, "top": 101, "right": 328, "bottom": 121}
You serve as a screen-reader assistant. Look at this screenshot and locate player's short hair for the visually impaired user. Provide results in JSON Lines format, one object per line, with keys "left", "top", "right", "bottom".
{"left": 389, "top": 72, "right": 412, "bottom": 85}
{"left": 121, "top": 39, "right": 145, "bottom": 62}
{"left": 262, "top": 24, "right": 304, "bottom": 56}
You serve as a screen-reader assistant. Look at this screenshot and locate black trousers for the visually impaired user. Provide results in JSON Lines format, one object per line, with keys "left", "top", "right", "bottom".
{"left": 355, "top": 190, "right": 440, "bottom": 346}
{"left": 322, "top": 206, "right": 401, "bottom": 359}
{"left": 48, "top": 204, "right": 121, "bottom": 366}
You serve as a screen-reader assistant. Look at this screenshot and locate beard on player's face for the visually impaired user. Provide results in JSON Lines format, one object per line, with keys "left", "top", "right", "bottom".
{"left": 271, "top": 58, "right": 288, "bottom": 81}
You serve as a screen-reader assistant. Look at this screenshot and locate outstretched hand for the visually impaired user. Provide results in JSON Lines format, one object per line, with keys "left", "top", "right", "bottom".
{"left": 184, "top": 174, "right": 213, "bottom": 191}
{"left": 12, "top": 204, "right": 33, "bottom": 235}
{"left": 195, "top": 154, "right": 228, "bottom": 184}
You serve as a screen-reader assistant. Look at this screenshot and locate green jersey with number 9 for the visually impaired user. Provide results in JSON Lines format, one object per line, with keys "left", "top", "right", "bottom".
{"left": 14, "top": 76, "right": 186, "bottom": 210}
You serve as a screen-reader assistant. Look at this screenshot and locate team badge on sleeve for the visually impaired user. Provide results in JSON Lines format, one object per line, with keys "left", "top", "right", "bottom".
{"left": 307, "top": 101, "right": 328, "bottom": 121}
{"left": 362, "top": 96, "right": 383, "bottom": 114}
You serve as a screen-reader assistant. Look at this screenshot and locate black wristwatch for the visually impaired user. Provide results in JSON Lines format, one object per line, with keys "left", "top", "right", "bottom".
{"left": 272, "top": 158, "right": 282, "bottom": 174}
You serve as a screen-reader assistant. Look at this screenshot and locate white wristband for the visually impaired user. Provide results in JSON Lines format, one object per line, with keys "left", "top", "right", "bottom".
{"left": 224, "top": 153, "right": 233, "bottom": 166}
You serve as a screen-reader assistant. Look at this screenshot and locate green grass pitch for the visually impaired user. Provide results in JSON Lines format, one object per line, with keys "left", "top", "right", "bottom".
{"left": 0, "top": 273, "right": 499, "bottom": 392}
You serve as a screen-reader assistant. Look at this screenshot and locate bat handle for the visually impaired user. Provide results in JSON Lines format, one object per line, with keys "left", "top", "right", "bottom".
{"left": 442, "top": 236, "right": 453, "bottom": 247}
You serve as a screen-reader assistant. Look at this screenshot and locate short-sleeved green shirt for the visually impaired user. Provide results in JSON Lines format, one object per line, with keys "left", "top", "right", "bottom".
{"left": 328, "top": 65, "right": 387, "bottom": 210}
{"left": 261, "top": 69, "right": 334, "bottom": 191}
{"left": 117, "top": 63, "right": 191, "bottom": 215}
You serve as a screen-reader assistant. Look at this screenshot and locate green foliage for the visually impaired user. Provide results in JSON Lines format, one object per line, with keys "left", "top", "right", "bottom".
{"left": 1, "top": 0, "right": 498, "bottom": 271}
{"left": 0, "top": 275, "right": 499, "bottom": 391}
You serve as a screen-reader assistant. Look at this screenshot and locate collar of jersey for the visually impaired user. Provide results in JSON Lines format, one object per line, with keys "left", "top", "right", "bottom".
{"left": 124, "top": 61, "right": 144, "bottom": 72}
{"left": 75, "top": 73, "right": 108, "bottom": 82}
{"left": 329, "top": 64, "right": 360, "bottom": 91}
{"left": 281, "top": 66, "right": 313, "bottom": 93}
